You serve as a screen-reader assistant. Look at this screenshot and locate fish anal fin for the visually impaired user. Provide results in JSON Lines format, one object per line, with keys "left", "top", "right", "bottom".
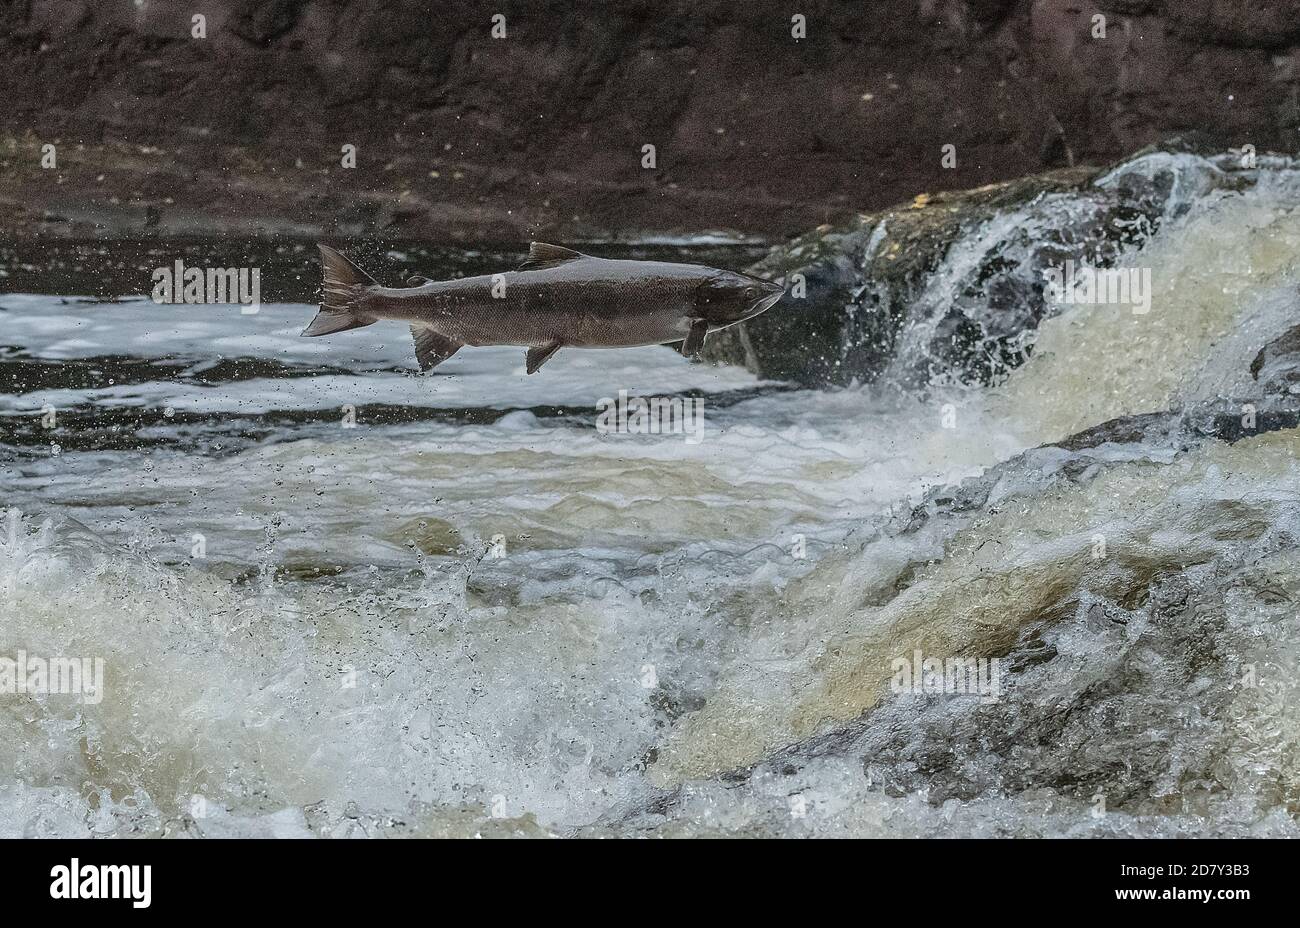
{"left": 526, "top": 340, "right": 562, "bottom": 374}
{"left": 411, "top": 326, "right": 462, "bottom": 372}
{"left": 518, "top": 242, "right": 587, "bottom": 271}
{"left": 681, "top": 319, "right": 709, "bottom": 356}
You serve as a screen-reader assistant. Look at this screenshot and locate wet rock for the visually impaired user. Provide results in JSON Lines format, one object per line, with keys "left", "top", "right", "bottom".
{"left": 1053, "top": 411, "right": 1183, "bottom": 453}
{"left": 1251, "top": 323, "right": 1300, "bottom": 395}
{"left": 915, "top": 319, "right": 1300, "bottom": 529}
{"left": 705, "top": 145, "right": 1266, "bottom": 387}
{"left": 793, "top": 562, "right": 1264, "bottom": 815}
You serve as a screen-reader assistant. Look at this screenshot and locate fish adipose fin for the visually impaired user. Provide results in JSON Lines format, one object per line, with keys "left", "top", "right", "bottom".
{"left": 411, "top": 326, "right": 462, "bottom": 371}
{"left": 526, "top": 341, "right": 562, "bottom": 374}
{"left": 302, "top": 244, "right": 379, "bottom": 337}
{"left": 518, "top": 242, "right": 586, "bottom": 271}
{"left": 680, "top": 319, "right": 709, "bottom": 356}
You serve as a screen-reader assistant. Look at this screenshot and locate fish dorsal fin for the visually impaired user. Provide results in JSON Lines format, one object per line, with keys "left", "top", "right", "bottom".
{"left": 518, "top": 242, "right": 586, "bottom": 271}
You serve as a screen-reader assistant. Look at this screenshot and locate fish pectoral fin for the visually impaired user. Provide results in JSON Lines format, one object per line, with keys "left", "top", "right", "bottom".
{"left": 525, "top": 341, "right": 563, "bottom": 375}
{"left": 405, "top": 275, "right": 431, "bottom": 287}
{"left": 680, "top": 319, "right": 709, "bottom": 357}
{"left": 517, "top": 242, "right": 587, "bottom": 271}
{"left": 411, "top": 326, "right": 462, "bottom": 372}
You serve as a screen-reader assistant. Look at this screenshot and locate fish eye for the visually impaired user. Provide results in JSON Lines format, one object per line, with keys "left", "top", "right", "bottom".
{"left": 744, "top": 286, "right": 758, "bottom": 300}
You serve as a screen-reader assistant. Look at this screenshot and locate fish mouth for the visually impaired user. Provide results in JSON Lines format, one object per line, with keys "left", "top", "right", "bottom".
{"left": 750, "top": 287, "right": 785, "bottom": 317}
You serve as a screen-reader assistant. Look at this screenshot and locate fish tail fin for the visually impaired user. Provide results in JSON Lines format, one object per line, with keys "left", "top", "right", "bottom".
{"left": 302, "top": 244, "right": 379, "bottom": 337}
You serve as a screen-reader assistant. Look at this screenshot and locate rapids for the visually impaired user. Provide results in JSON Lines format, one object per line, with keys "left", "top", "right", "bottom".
{"left": 2, "top": 152, "right": 1299, "bottom": 837}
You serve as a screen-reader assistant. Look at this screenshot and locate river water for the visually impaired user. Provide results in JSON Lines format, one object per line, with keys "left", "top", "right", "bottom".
{"left": 2, "top": 156, "right": 1300, "bottom": 837}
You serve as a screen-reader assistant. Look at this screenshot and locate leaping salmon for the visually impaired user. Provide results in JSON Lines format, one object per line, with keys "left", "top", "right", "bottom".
{"left": 302, "top": 243, "right": 785, "bottom": 373}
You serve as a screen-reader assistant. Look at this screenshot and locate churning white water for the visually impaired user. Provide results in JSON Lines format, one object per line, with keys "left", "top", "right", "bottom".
{"left": 2, "top": 152, "right": 1300, "bottom": 837}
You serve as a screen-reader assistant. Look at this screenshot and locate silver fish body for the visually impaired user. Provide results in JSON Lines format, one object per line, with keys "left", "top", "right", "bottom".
{"left": 303, "top": 242, "right": 784, "bottom": 373}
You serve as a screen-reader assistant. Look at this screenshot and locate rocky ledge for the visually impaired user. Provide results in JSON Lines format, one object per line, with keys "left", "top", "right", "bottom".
{"left": 704, "top": 140, "right": 1269, "bottom": 387}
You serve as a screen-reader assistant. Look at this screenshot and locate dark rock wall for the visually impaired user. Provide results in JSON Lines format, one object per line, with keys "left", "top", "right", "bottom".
{"left": 2, "top": 0, "right": 1298, "bottom": 240}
